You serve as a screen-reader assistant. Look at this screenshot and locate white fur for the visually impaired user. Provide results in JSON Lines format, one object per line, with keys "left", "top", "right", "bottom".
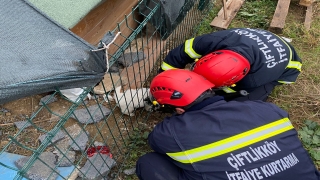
{"left": 113, "top": 86, "right": 150, "bottom": 116}
{"left": 103, "top": 94, "right": 114, "bottom": 102}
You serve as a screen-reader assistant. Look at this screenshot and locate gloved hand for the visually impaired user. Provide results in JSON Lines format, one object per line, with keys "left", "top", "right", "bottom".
{"left": 143, "top": 96, "right": 176, "bottom": 113}
{"left": 213, "top": 89, "right": 249, "bottom": 102}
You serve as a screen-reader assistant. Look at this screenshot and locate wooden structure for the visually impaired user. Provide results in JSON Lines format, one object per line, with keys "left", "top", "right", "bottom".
{"left": 268, "top": 0, "right": 291, "bottom": 34}
{"left": 210, "top": 0, "right": 245, "bottom": 29}
{"left": 70, "top": 0, "right": 140, "bottom": 55}
{"left": 299, "top": 0, "right": 315, "bottom": 30}
{"left": 299, "top": 0, "right": 314, "bottom": 6}
{"left": 70, "top": 0, "right": 165, "bottom": 90}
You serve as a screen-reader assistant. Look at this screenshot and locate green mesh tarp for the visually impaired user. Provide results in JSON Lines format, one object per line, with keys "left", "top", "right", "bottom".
{"left": 0, "top": 0, "right": 106, "bottom": 104}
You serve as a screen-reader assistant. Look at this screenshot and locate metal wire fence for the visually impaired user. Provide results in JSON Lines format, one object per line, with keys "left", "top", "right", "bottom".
{"left": 0, "top": 0, "right": 214, "bottom": 179}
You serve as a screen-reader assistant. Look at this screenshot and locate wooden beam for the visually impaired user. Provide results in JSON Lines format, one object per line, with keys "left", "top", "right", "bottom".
{"left": 210, "top": 0, "right": 245, "bottom": 30}
{"left": 222, "top": 0, "right": 228, "bottom": 20}
{"left": 299, "top": 0, "right": 314, "bottom": 7}
{"left": 70, "top": 0, "right": 139, "bottom": 47}
{"left": 304, "top": 5, "right": 313, "bottom": 30}
{"left": 268, "top": 0, "right": 291, "bottom": 34}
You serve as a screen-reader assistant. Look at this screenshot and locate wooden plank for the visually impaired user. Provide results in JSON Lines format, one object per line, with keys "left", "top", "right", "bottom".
{"left": 121, "top": 35, "right": 166, "bottom": 90}
{"left": 100, "top": 12, "right": 140, "bottom": 59}
{"left": 222, "top": 0, "right": 228, "bottom": 20}
{"left": 268, "top": 0, "right": 291, "bottom": 34}
{"left": 210, "top": 0, "right": 245, "bottom": 29}
{"left": 70, "top": 0, "right": 118, "bottom": 38}
{"left": 299, "top": 0, "right": 314, "bottom": 7}
{"left": 70, "top": 0, "right": 139, "bottom": 47}
{"left": 304, "top": 5, "right": 313, "bottom": 30}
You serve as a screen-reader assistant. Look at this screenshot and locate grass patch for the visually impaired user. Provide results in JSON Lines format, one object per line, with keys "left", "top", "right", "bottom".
{"left": 195, "top": 3, "right": 221, "bottom": 36}
{"left": 231, "top": 0, "right": 277, "bottom": 29}
{"left": 271, "top": 2, "right": 320, "bottom": 128}
{"left": 298, "top": 120, "right": 320, "bottom": 168}
{"left": 121, "top": 125, "right": 152, "bottom": 180}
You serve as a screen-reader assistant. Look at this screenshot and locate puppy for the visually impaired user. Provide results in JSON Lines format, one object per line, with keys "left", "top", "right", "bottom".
{"left": 111, "top": 86, "right": 150, "bottom": 116}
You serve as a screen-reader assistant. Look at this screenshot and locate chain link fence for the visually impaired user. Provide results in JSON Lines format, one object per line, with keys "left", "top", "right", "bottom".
{"left": 0, "top": 0, "right": 214, "bottom": 179}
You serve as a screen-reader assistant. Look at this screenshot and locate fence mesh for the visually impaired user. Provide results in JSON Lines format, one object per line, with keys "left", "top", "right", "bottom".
{"left": 0, "top": 0, "right": 214, "bottom": 179}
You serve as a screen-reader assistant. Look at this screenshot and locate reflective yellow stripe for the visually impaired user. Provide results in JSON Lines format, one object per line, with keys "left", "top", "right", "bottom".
{"left": 276, "top": 35, "right": 302, "bottom": 71}
{"left": 278, "top": 81, "right": 295, "bottom": 84}
{"left": 184, "top": 38, "right": 202, "bottom": 59}
{"left": 167, "top": 118, "right": 293, "bottom": 164}
{"left": 221, "top": 87, "right": 236, "bottom": 93}
{"left": 161, "top": 62, "right": 177, "bottom": 71}
{"left": 286, "top": 61, "right": 302, "bottom": 71}
{"left": 275, "top": 35, "right": 302, "bottom": 79}
{"left": 278, "top": 60, "right": 302, "bottom": 84}
{"left": 275, "top": 34, "right": 293, "bottom": 63}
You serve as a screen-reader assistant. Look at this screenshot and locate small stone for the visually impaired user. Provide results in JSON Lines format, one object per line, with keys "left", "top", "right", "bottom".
{"left": 69, "top": 130, "right": 89, "bottom": 151}
{"left": 109, "top": 63, "right": 121, "bottom": 73}
{"left": 0, "top": 108, "right": 9, "bottom": 113}
{"left": 5, "top": 112, "right": 11, "bottom": 116}
{"left": 117, "top": 51, "right": 146, "bottom": 67}
{"left": 94, "top": 141, "right": 105, "bottom": 147}
{"left": 123, "top": 168, "right": 136, "bottom": 175}
{"left": 65, "top": 124, "right": 89, "bottom": 151}
{"left": 39, "top": 95, "right": 57, "bottom": 105}
{"left": 54, "top": 150, "right": 75, "bottom": 167}
{"left": 79, "top": 153, "right": 116, "bottom": 180}
{"left": 14, "top": 121, "right": 32, "bottom": 130}
{"left": 15, "top": 152, "right": 59, "bottom": 180}
{"left": 71, "top": 104, "right": 111, "bottom": 124}
{"left": 38, "top": 130, "right": 66, "bottom": 145}
{"left": 53, "top": 138, "right": 76, "bottom": 167}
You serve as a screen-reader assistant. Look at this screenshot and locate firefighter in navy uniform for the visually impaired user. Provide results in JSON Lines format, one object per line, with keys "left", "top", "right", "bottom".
{"left": 136, "top": 69, "right": 319, "bottom": 180}
{"left": 159, "top": 28, "right": 302, "bottom": 101}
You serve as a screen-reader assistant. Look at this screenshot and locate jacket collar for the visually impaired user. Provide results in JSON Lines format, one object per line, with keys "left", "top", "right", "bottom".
{"left": 186, "top": 96, "right": 225, "bottom": 112}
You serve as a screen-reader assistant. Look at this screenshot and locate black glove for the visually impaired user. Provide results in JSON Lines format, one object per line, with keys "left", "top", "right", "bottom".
{"left": 214, "top": 89, "right": 249, "bottom": 102}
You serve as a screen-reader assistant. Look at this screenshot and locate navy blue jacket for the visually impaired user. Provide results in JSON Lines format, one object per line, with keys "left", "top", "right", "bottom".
{"left": 148, "top": 97, "right": 319, "bottom": 180}
{"left": 162, "top": 28, "right": 302, "bottom": 89}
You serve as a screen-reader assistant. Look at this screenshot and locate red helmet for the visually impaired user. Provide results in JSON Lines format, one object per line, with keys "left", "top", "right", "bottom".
{"left": 192, "top": 50, "right": 250, "bottom": 87}
{"left": 150, "top": 69, "right": 215, "bottom": 107}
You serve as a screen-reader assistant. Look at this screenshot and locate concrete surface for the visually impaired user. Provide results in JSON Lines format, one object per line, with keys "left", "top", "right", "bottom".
{"left": 15, "top": 152, "right": 59, "bottom": 180}
{"left": 38, "top": 130, "right": 66, "bottom": 145}
{"left": 79, "top": 153, "right": 116, "bottom": 180}
{"left": 14, "top": 121, "right": 32, "bottom": 130}
{"left": 0, "top": 152, "right": 75, "bottom": 180}
{"left": 65, "top": 124, "right": 89, "bottom": 151}
{"left": 71, "top": 104, "right": 111, "bottom": 124}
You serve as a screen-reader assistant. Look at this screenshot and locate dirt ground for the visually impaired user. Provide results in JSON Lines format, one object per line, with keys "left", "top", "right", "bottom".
{"left": 268, "top": 2, "right": 320, "bottom": 128}
{"left": 0, "top": 92, "right": 121, "bottom": 155}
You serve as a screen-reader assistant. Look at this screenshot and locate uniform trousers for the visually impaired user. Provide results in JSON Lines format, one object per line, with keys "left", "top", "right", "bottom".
{"left": 136, "top": 152, "right": 180, "bottom": 180}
